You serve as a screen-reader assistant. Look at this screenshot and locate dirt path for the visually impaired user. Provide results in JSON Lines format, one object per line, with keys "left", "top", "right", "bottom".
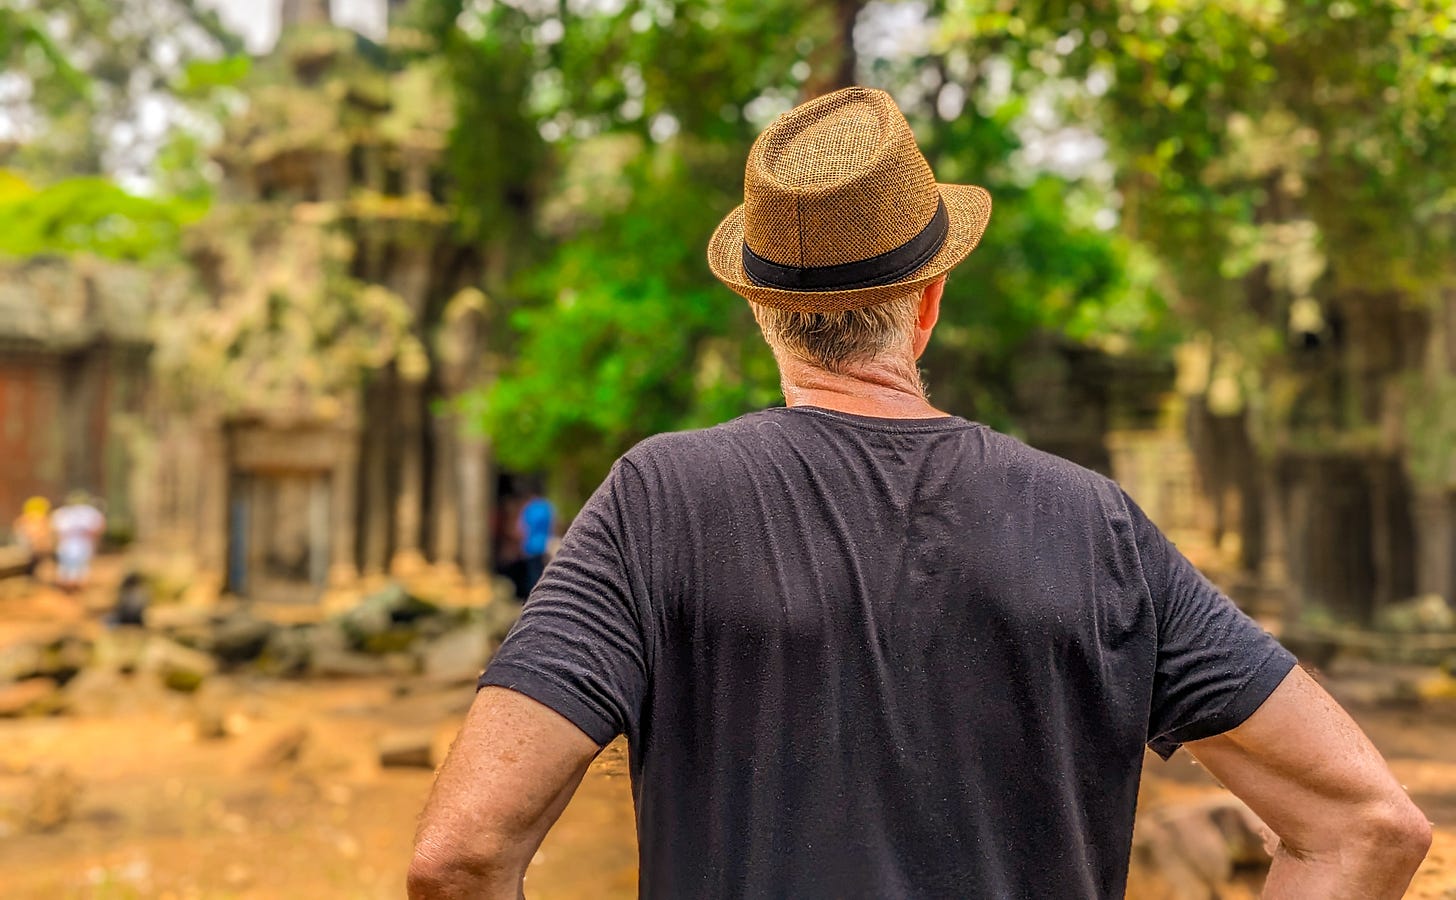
{"left": 0, "top": 674, "right": 637, "bottom": 899}
{"left": 1, "top": 570, "right": 1454, "bottom": 898}
{"left": 5, "top": 677, "right": 1456, "bottom": 899}
{"left": 1141, "top": 693, "right": 1456, "bottom": 899}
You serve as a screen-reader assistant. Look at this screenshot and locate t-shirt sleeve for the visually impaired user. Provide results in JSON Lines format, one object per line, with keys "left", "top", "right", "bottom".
{"left": 478, "top": 462, "right": 650, "bottom": 746}
{"left": 1125, "top": 492, "right": 1298, "bottom": 759}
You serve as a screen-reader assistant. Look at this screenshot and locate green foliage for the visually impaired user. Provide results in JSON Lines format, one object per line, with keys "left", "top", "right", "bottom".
{"left": 423, "top": 0, "right": 836, "bottom": 486}
{"left": 0, "top": 2, "right": 249, "bottom": 260}
{"left": 0, "top": 170, "right": 200, "bottom": 261}
{"left": 950, "top": 0, "right": 1456, "bottom": 453}
{"left": 411, "top": 0, "right": 547, "bottom": 245}
{"left": 928, "top": 173, "right": 1169, "bottom": 425}
{"left": 3, "top": 0, "right": 242, "bottom": 181}
{"left": 176, "top": 55, "right": 252, "bottom": 97}
{"left": 0, "top": 7, "right": 88, "bottom": 101}
{"left": 151, "top": 33, "right": 461, "bottom": 421}
{"left": 151, "top": 219, "right": 420, "bottom": 417}
{"left": 425, "top": 0, "right": 1170, "bottom": 489}
{"left": 951, "top": 0, "right": 1456, "bottom": 291}
{"left": 476, "top": 149, "right": 781, "bottom": 478}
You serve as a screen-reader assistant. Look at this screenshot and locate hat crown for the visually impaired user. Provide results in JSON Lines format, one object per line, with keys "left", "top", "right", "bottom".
{"left": 741, "top": 88, "right": 940, "bottom": 269}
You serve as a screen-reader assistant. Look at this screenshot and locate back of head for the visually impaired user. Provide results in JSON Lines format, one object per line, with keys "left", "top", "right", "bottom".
{"left": 750, "top": 290, "right": 921, "bottom": 376}
{"left": 707, "top": 87, "right": 991, "bottom": 386}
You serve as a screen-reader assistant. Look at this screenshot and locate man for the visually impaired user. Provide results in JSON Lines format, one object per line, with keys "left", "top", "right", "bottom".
{"left": 515, "top": 482, "right": 555, "bottom": 599}
{"left": 410, "top": 88, "right": 1428, "bottom": 898}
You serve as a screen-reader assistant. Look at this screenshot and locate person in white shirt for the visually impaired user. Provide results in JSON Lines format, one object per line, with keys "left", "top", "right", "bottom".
{"left": 51, "top": 492, "right": 105, "bottom": 591}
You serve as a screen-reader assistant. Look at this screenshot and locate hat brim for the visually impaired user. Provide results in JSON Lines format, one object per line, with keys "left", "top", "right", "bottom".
{"left": 707, "top": 184, "right": 992, "bottom": 313}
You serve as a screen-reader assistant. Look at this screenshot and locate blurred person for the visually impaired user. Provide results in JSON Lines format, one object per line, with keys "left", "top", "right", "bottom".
{"left": 12, "top": 496, "right": 55, "bottom": 580}
{"left": 107, "top": 571, "right": 149, "bottom": 627}
{"left": 492, "top": 494, "right": 527, "bottom": 598}
{"left": 52, "top": 491, "right": 105, "bottom": 592}
{"left": 411, "top": 89, "right": 1428, "bottom": 899}
{"left": 514, "top": 480, "right": 554, "bottom": 599}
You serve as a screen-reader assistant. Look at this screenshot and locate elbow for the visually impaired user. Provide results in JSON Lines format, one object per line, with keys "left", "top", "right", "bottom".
{"left": 407, "top": 838, "right": 517, "bottom": 900}
{"left": 405, "top": 852, "right": 452, "bottom": 900}
{"left": 1354, "top": 797, "right": 1432, "bottom": 871}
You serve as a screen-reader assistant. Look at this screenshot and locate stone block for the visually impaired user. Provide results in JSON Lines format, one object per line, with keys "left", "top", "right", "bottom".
{"left": 0, "top": 678, "right": 63, "bottom": 717}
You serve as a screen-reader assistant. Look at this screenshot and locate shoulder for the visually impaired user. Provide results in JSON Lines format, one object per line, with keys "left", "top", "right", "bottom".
{"left": 616, "top": 413, "right": 1131, "bottom": 517}
{"left": 972, "top": 426, "right": 1132, "bottom": 516}
{"left": 619, "top": 411, "right": 784, "bottom": 474}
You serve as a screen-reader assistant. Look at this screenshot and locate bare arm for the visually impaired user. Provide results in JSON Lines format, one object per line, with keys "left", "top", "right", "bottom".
{"left": 1185, "top": 666, "right": 1430, "bottom": 899}
{"left": 408, "top": 686, "right": 601, "bottom": 900}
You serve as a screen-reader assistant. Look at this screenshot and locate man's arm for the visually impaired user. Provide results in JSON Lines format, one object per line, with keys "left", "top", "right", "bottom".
{"left": 1185, "top": 666, "right": 1430, "bottom": 899}
{"left": 408, "top": 686, "right": 601, "bottom": 900}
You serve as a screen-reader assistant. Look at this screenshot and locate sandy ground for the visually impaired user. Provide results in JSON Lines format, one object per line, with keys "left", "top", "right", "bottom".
{"left": 3, "top": 577, "right": 1456, "bottom": 898}
{"left": 0, "top": 674, "right": 638, "bottom": 899}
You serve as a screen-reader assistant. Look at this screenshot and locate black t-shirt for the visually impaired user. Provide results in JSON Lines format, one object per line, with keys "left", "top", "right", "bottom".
{"left": 480, "top": 406, "right": 1295, "bottom": 899}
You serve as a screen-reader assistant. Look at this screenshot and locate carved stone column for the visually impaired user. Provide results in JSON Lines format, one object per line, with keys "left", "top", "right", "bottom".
{"left": 390, "top": 381, "right": 426, "bottom": 575}
{"left": 458, "top": 433, "right": 491, "bottom": 582}
{"left": 431, "top": 411, "right": 460, "bottom": 570}
{"left": 330, "top": 427, "right": 359, "bottom": 585}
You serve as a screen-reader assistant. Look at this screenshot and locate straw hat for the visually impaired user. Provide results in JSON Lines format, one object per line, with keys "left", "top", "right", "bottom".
{"left": 708, "top": 87, "right": 992, "bottom": 313}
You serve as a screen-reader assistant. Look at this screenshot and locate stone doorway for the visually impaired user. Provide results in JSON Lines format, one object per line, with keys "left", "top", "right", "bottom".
{"left": 228, "top": 470, "right": 331, "bottom": 603}
{"left": 224, "top": 421, "right": 356, "bottom": 603}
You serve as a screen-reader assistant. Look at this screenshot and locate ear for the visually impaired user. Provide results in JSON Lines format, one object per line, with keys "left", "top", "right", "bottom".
{"left": 912, "top": 277, "right": 945, "bottom": 359}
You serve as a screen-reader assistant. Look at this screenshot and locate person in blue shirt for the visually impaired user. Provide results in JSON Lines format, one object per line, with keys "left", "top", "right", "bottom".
{"left": 515, "top": 485, "right": 554, "bottom": 599}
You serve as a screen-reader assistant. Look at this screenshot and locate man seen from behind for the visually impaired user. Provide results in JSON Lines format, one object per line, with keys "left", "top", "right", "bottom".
{"left": 410, "top": 87, "right": 1429, "bottom": 899}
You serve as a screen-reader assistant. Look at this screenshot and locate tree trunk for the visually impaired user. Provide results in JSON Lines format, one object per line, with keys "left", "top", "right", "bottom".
{"left": 1279, "top": 458, "right": 1309, "bottom": 629}
{"left": 390, "top": 381, "right": 425, "bottom": 574}
{"left": 803, "top": 0, "right": 864, "bottom": 97}
{"left": 330, "top": 426, "right": 359, "bottom": 584}
{"left": 1281, "top": 454, "right": 1378, "bottom": 625}
{"left": 1236, "top": 439, "right": 1265, "bottom": 574}
{"left": 1260, "top": 460, "right": 1294, "bottom": 627}
{"left": 199, "top": 420, "right": 230, "bottom": 591}
{"left": 386, "top": 239, "right": 433, "bottom": 577}
{"left": 1408, "top": 288, "right": 1456, "bottom": 605}
{"left": 359, "top": 379, "right": 393, "bottom": 576}
{"left": 1368, "top": 458, "right": 1396, "bottom": 613}
{"left": 458, "top": 433, "right": 490, "bottom": 582}
{"left": 431, "top": 411, "right": 460, "bottom": 569}
{"left": 1412, "top": 490, "right": 1455, "bottom": 602}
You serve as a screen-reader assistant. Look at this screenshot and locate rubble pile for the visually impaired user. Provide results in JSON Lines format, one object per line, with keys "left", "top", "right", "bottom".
{"left": 0, "top": 580, "right": 522, "bottom": 717}
{"left": 1127, "top": 795, "right": 1272, "bottom": 900}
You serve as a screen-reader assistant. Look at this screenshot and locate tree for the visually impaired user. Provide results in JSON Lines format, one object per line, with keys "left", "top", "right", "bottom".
{"left": 949, "top": 0, "right": 1456, "bottom": 621}
{"left": 420, "top": 0, "right": 1169, "bottom": 505}
{"left": 1, "top": 0, "right": 240, "bottom": 181}
{"left": 0, "top": 170, "right": 194, "bottom": 260}
{"left": 0, "top": 0, "right": 245, "bottom": 260}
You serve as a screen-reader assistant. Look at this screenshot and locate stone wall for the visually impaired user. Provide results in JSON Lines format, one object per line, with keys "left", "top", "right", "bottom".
{"left": 0, "top": 259, "right": 165, "bottom": 538}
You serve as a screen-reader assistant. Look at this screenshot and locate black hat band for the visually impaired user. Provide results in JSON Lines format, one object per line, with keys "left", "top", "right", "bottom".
{"left": 741, "top": 197, "right": 948, "bottom": 293}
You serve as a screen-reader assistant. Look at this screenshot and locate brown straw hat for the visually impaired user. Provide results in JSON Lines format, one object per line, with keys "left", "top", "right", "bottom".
{"left": 708, "top": 87, "right": 992, "bottom": 313}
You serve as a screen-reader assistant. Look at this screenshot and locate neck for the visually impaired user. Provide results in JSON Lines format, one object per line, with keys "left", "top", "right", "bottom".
{"left": 777, "top": 354, "right": 945, "bottom": 419}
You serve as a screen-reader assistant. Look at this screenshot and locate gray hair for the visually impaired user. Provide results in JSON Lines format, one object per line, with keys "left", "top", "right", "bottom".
{"left": 750, "top": 291, "right": 921, "bottom": 376}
